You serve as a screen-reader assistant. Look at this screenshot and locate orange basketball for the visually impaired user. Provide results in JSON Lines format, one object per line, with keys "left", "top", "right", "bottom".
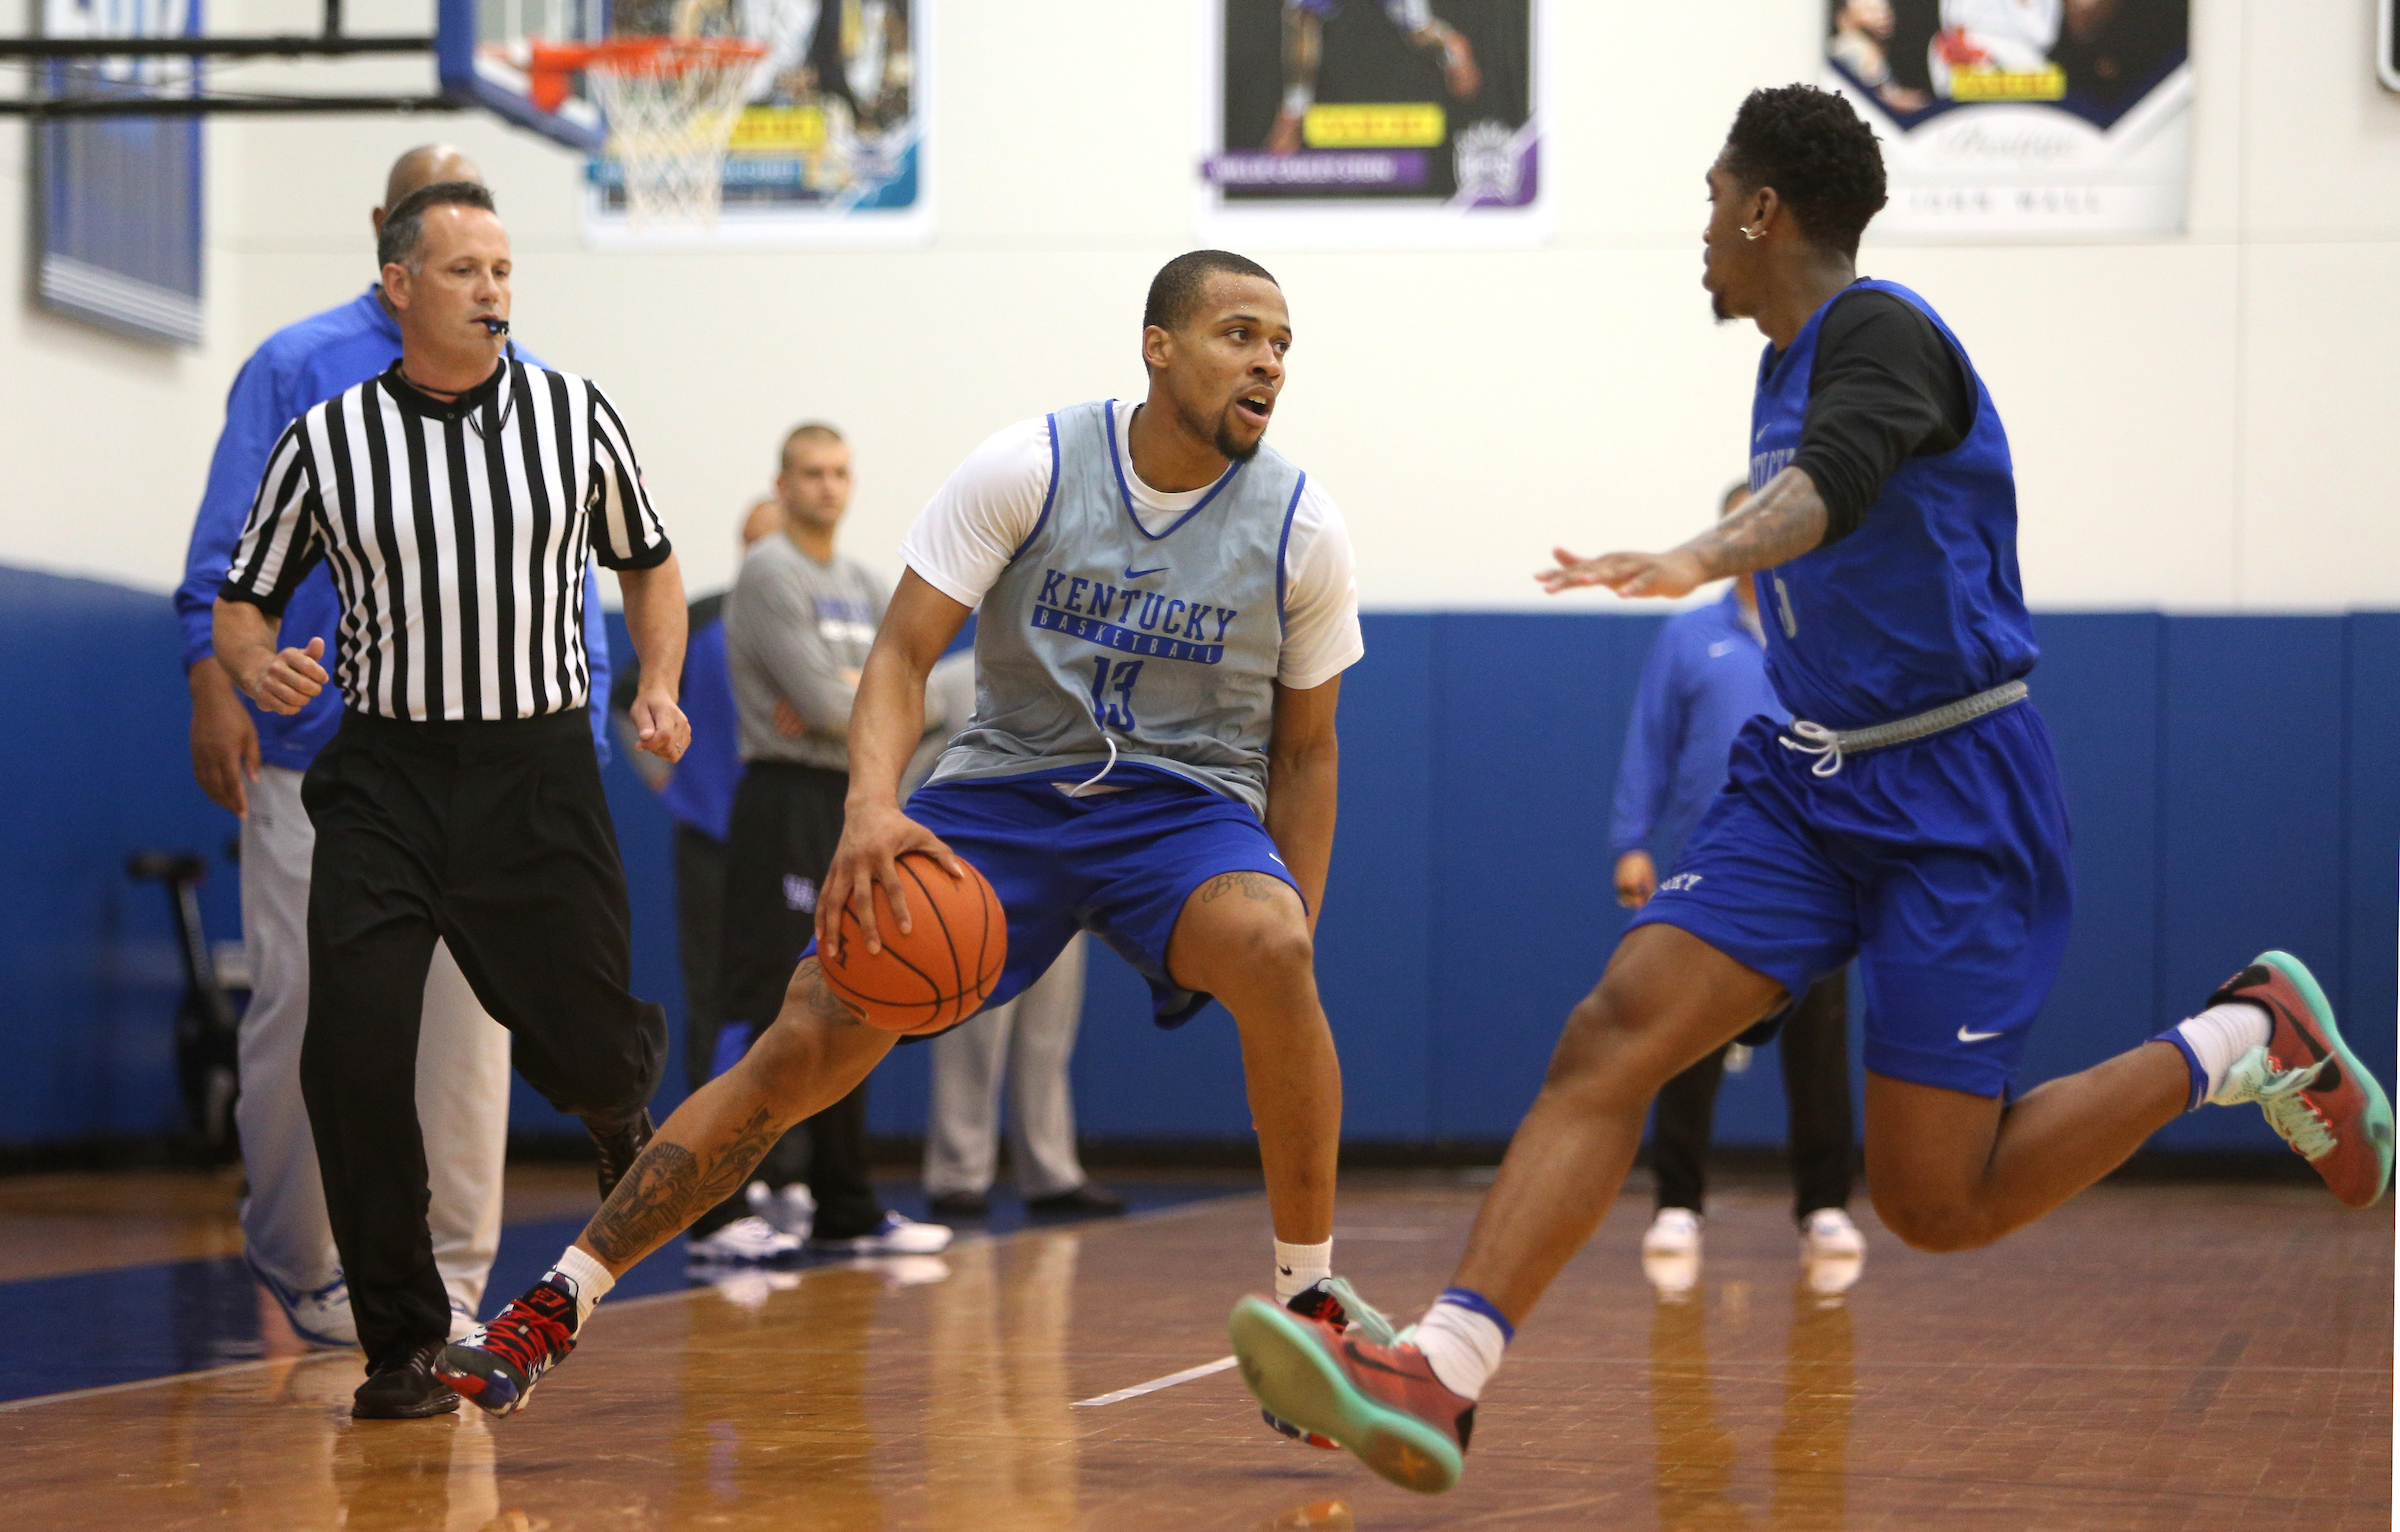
{"left": 819, "top": 851, "right": 1006, "bottom": 1036}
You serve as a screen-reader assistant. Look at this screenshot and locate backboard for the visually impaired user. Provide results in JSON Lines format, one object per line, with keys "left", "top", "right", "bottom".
{"left": 435, "top": 0, "right": 607, "bottom": 152}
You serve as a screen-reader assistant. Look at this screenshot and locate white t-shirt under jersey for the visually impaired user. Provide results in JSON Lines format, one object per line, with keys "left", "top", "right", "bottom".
{"left": 899, "top": 401, "right": 1365, "bottom": 692}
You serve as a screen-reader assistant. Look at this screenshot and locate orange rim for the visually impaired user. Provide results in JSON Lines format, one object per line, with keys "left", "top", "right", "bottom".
{"left": 525, "top": 36, "right": 765, "bottom": 113}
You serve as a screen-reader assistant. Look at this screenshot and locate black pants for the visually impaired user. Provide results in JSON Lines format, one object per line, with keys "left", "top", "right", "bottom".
{"left": 1651, "top": 968, "right": 1853, "bottom": 1221}
{"left": 674, "top": 824, "right": 729, "bottom": 1093}
{"left": 300, "top": 710, "right": 664, "bottom": 1371}
{"left": 690, "top": 762, "right": 882, "bottom": 1242}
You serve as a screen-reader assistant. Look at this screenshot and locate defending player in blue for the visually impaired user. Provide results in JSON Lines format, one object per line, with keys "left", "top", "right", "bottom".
{"left": 439, "top": 251, "right": 1369, "bottom": 1421}
{"left": 1228, "top": 84, "right": 2393, "bottom": 1496}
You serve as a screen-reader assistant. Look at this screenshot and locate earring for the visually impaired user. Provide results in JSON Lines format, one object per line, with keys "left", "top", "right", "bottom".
{"left": 1741, "top": 225, "right": 1765, "bottom": 241}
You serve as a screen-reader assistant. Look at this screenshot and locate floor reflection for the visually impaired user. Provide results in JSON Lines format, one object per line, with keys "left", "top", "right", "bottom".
{"left": 1647, "top": 1276, "right": 1854, "bottom": 1530}
{"left": 921, "top": 1230, "right": 1082, "bottom": 1530}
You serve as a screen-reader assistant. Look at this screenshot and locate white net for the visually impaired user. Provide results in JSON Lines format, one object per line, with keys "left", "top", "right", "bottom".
{"left": 585, "top": 39, "right": 762, "bottom": 229}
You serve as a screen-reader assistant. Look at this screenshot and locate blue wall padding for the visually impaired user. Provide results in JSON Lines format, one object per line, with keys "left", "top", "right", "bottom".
{"left": 2, "top": 571, "right": 2391, "bottom": 1160}
{"left": 0, "top": 569, "right": 243, "bottom": 1141}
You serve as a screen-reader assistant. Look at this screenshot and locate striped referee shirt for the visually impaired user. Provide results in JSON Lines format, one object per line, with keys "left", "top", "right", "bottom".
{"left": 220, "top": 357, "right": 671, "bottom": 723}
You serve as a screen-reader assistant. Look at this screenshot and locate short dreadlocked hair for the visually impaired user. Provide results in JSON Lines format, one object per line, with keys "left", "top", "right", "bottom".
{"left": 1143, "top": 249, "right": 1279, "bottom": 334}
{"left": 1721, "top": 85, "right": 1887, "bottom": 257}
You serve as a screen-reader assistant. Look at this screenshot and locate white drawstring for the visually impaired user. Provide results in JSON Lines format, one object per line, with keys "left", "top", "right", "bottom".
{"left": 1060, "top": 735, "right": 1121, "bottom": 798}
{"left": 1779, "top": 720, "right": 1845, "bottom": 778}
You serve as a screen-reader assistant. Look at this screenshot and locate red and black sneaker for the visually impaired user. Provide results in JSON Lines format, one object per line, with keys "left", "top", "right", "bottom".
{"left": 436, "top": 1276, "right": 580, "bottom": 1417}
{"left": 2206, "top": 951, "right": 2394, "bottom": 1209}
{"left": 1231, "top": 1290, "right": 1474, "bottom": 1495}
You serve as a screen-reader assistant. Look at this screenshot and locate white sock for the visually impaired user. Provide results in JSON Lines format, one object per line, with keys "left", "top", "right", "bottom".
{"left": 549, "top": 1245, "right": 616, "bottom": 1329}
{"left": 1274, "top": 1239, "right": 1332, "bottom": 1304}
{"left": 1413, "top": 1290, "right": 1511, "bottom": 1401}
{"left": 2177, "top": 1002, "right": 2272, "bottom": 1102}
{"left": 1282, "top": 83, "right": 1314, "bottom": 117}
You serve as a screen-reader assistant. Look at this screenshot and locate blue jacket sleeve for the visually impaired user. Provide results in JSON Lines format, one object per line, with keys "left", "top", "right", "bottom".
{"left": 174, "top": 349, "right": 295, "bottom": 671}
{"left": 584, "top": 563, "right": 613, "bottom": 764}
{"left": 1609, "top": 622, "right": 1688, "bottom": 860}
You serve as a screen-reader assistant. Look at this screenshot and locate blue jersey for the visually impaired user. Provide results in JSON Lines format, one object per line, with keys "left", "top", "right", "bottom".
{"left": 1746, "top": 280, "right": 2037, "bottom": 729}
{"left": 1609, "top": 590, "right": 1787, "bottom": 871}
{"left": 173, "top": 287, "right": 610, "bottom": 769}
{"left": 658, "top": 611, "right": 743, "bottom": 841}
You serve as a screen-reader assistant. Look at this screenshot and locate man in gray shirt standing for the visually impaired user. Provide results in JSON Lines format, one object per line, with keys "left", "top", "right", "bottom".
{"left": 685, "top": 423, "right": 953, "bottom": 1264}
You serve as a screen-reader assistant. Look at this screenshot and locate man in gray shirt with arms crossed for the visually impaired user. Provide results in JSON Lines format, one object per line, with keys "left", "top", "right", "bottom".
{"left": 683, "top": 423, "right": 952, "bottom": 1264}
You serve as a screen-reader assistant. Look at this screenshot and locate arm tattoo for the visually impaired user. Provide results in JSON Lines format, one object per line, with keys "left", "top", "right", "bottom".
{"left": 585, "top": 1105, "right": 784, "bottom": 1264}
{"left": 1679, "top": 467, "right": 1828, "bottom": 580}
{"left": 1199, "top": 870, "right": 1282, "bottom": 905}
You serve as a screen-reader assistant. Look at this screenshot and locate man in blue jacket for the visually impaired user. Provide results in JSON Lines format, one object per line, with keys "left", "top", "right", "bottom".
{"left": 174, "top": 145, "right": 612, "bottom": 1347}
{"left": 1609, "top": 483, "right": 1862, "bottom": 1294}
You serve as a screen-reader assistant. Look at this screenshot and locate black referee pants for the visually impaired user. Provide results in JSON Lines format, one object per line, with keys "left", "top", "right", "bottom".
{"left": 300, "top": 710, "right": 665, "bottom": 1370}
{"left": 690, "top": 761, "right": 883, "bottom": 1244}
{"left": 1650, "top": 969, "right": 1854, "bottom": 1222}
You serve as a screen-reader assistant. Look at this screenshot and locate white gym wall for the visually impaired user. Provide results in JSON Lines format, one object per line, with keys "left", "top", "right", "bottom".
{"left": 0, "top": 0, "right": 2393, "bottom": 611}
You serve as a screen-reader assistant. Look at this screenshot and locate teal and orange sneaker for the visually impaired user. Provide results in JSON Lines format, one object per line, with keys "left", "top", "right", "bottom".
{"left": 2207, "top": 951, "right": 2393, "bottom": 1209}
{"left": 1259, "top": 1278, "right": 1393, "bottom": 1450}
{"left": 1230, "top": 1291, "right": 1472, "bottom": 1495}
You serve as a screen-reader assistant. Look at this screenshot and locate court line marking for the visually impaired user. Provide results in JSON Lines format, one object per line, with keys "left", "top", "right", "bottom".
{"left": 0, "top": 1188, "right": 1269, "bottom": 1414}
{"left": 0, "top": 1351, "right": 354, "bottom": 1414}
{"left": 1072, "top": 1354, "right": 1236, "bottom": 1407}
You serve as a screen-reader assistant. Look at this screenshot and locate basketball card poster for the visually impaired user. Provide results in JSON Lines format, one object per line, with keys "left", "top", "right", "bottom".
{"left": 585, "top": 0, "right": 929, "bottom": 245}
{"left": 1200, "top": 0, "right": 1549, "bottom": 247}
{"left": 1825, "top": 0, "right": 2191, "bottom": 239}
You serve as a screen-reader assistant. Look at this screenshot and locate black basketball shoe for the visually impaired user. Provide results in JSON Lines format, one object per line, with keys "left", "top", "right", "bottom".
{"left": 352, "top": 1339, "right": 460, "bottom": 1419}
{"left": 586, "top": 1109, "right": 655, "bottom": 1203}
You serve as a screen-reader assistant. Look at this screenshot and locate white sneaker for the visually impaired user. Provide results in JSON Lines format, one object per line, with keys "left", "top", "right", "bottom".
{"left": 1642, "top": 1207, "right": 1702, "bottom": 1257}
{"left": 1641, "top": 1208, "right": 1702, "bottom": 1298}
{"left": 247, "top": 1254, "right": 359, "bottom": 1348}
{"left": 1798, "top": 1207, "right": 1865, "bottom": 1260}
{"left": 1799, "top": 1208, "right": 1865, "bottom": 1297}
{"left": 686, "top": 1215, "right": 806, "bottom": 1265}
{"left": 745, "top": 1181, "right": 816, "bottom": 1240}
{"left": 809, "top": 1212, "right": 953, "bottom": 1255}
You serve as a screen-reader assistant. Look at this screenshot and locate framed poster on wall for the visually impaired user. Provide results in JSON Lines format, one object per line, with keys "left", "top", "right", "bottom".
{"left": 1199, "top": 0, "right": 1549, "bottom": 248}
{"left": 1824, "top": 0, "right": 2191, "bottom": 240}
{"left": 584, "top": 0, "right": 930, "bottom": 247}
{"left": 35, "top": 0, "right": 204, "bottom": 344}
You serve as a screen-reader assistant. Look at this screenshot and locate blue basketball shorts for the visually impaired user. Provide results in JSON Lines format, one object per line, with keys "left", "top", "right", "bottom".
{"left": 838, "top": 766, "right": 1299, "bottom": 1030}
{"left": 1628, "top": 702, "right": 2074, "bottom": 1097}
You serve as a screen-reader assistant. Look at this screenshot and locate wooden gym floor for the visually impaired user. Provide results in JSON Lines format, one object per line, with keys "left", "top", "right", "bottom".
{"left": 0, "top": 1167, "right": 2384, "bottom": 1530}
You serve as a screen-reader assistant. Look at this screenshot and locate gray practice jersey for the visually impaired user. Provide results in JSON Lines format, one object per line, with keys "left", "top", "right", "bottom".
{"left": 928, "top": 398, "right": 1308, "bottom": 815}
{"left": 726, "top": 533, "right": 887, "bottom": 770}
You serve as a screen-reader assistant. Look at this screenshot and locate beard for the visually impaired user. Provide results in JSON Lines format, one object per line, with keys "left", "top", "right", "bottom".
{"left": 1213, "top": 404, "right": 1264, "bottom": 462}
{"left": 1710, "top": 284, "right": 1732, "bottom": 324}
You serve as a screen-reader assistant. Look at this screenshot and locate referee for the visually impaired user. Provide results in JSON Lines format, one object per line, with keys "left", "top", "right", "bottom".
{"left": 213, "top": 181, "right": 691, "bottom": 1418}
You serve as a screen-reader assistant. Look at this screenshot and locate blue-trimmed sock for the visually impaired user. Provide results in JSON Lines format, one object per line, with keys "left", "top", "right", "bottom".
{"left": 1412, "top": 1287, "right": 1512, "bottom": 1400}
{"left": 2156, "top": 1002, "right": 2271, "bottom": 1111}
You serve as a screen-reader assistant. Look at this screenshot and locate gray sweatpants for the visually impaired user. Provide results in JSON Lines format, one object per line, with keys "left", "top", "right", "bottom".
{"left": 237, "top": 765, "right": 509, "bottom": 1332}
{"left": 922, "top": 936, "right": 1090, "bottom": 1199}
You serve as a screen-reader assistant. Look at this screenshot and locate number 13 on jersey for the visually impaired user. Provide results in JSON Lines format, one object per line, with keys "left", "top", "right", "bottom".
{"left": 1087, "top": 658, "right": 1143, "bottom": 730}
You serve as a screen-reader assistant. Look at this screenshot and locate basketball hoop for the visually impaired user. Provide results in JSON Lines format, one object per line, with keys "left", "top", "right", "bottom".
{"left": 530, "top": 35, "right": 764, "bottom": 229}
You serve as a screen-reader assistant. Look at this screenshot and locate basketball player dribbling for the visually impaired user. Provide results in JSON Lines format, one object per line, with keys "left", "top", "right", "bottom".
{"left": 439, "top": 251, "right": 1371, "bottom": 1426}
{"left": 1229, "top": 85, "right": 2394, "bottom": 1495}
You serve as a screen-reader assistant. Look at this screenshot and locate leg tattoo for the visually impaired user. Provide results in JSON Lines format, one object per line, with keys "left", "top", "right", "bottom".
{"left": 1198, "top": 870, "right": 1284, "bottom": 906}
{"left": 586, "top": 1105, "right": 783, "bottom": 1265}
